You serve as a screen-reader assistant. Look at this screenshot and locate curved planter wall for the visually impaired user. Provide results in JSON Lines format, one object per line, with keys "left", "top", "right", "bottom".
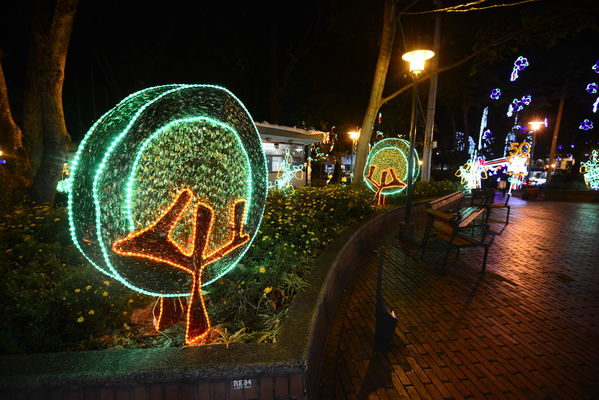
{"left": 0, "top": 201, "right": 426, "bottom": 400}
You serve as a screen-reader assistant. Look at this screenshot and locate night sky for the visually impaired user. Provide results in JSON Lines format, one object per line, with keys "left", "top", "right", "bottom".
{"left": 2, "top": 0, "right": 598, "bottom": 162}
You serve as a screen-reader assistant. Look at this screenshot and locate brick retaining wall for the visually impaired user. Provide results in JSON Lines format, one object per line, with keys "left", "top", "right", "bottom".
{"left": 1, "top": 200, "right": 428, "bottom": 400}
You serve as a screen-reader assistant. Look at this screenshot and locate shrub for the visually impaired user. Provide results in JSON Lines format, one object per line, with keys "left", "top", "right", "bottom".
{"left": 0, "top": 182, "right": 459, "bottom": 353}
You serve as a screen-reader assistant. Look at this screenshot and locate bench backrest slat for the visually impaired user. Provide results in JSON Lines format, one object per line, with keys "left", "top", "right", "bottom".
{"left": 427, "top": 191, "right": 464, "bottom": 210}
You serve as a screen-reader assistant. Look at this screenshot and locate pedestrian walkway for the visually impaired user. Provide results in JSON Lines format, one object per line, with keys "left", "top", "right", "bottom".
{"left": 319, "top": 195, "right": 599, "bottom": 399}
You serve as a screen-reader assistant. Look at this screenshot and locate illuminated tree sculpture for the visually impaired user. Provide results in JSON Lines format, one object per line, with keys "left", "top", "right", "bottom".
{"left": 580, "top": 150, "right": 599, "bottom": 190}
{"left": 68, "top": 84, "right": 268, "bottom": 344}
{"left": 363, "top": 138, "right": 419, "bottom": 206}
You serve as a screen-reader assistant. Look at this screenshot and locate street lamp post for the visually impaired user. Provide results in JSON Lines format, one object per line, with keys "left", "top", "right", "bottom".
{"left": 348, "top": 130, "right": 360, "bottom": 181}
{"left": 527, "top": 118, "right": 547, "bottom": 176}
{"left": 399, "top": 49, "right": 434, "bottom": 241}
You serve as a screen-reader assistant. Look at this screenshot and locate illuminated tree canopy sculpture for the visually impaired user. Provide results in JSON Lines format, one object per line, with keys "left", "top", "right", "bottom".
{"left": 363, "top": 138, "right": 419, "bottom": 206}
{"left": 580, "top": 150, "right": 599, "bottom": 190}
{"left": 68, "top": 84, "right": 268, "bottom": 344}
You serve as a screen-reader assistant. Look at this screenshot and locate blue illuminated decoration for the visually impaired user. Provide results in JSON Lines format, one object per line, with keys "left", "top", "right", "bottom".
{"left": 579, "top": 119, "right": 594, "bottom": 130}
{"left": 587, "top": 83, "right": 598, "bottom": 94}
{"left": 490, "top": 88, "right": 501, "bottom": 100}
{"left": 506, "top": 95, "right": 531, "bottom": 117}
{"left": 593, "top": 60, "right": 599, "bottom": 74}
{"left": 510, "top": 56, "right": 529, "bottom": 81}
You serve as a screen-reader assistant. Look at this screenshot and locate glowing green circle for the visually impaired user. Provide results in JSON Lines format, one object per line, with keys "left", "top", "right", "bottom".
{"left": 363, "top": 138, "right": 419, "bottom": 195}
{"left": 68, "top": 85, "right": 268, "bottom": 297}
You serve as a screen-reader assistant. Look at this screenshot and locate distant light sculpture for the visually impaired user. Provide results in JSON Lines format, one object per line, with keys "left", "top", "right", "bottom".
{"left": 579, "top": 119, "right": 594, "bottom": 131}
{"left": 272, "top": 148, "right": 304, "bottom": 190}
{"left": 510, "top": 56, "right": 529, "bottom": 81}
{"left": 490, "top": 88, "right": 502, "bottom": 100}
{"left": 587, "top": 83, "right": 598, "bottom": 94}
{"left": 593, "top": 60, "right": 599, "bottom": 74}
{"left": 580, "top": 150, "right": 599, "bottom": 190}
{"left": 455, "top": 158, "right": 487, "bottom": 189}
{"left": 363, "top": 138, "right": 418, "bottom": 206}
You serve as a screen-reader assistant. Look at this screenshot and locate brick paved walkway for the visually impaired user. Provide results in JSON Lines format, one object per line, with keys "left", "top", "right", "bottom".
{"left": 319, "top": 195, "right": 599, "bottom": 399}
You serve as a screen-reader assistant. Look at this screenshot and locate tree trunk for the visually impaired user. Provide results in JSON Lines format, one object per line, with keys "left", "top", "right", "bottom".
{"left": 421, "top": 1, "right": 441, "bottom": 181}
{"left": 0, "top": 58, "right": 32, "bottom": 209}
{"left": 30, "top": 0, "right": 78, "bottom": 203}
{"left": 353, "top": 0, "right": 395, "bottom": 184}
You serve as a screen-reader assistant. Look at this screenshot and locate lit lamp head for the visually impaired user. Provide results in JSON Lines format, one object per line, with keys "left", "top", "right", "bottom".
{"left": 528, "top": 119, "right": 547, "bottom": 131}
{"left": 348, "top": 130, "right": 360, "bottom": 142}
{"left": 402, "top": 49, "right": 435, "bottom": 76}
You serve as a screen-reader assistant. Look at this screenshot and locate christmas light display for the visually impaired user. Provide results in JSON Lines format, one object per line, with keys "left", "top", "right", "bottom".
{"left": 579, "top": 119, "right": 594, "bottom": 131}
{"left": 505, "top": 141, "right": 530, "bottom": 191}
{"left": 490, "top": 88, "right": 502, "bottom": 100}
{"left": 580, "top": 150, "right": 599, "bottom": 190}
{"left": 455, "top": 158, "right": 487, "bottom": 189}
{"left": 587, "top": 83, "right": 598, "bottom": 94}
{"left": 272, "top": 148, "right": 304, "bottom": 190}
{"left": 506, "top": 95, "right": 531, "bottom": 117}
{"left": 363, "top": 138, "right": 418, "bottom": 206}
{"left": 68, "top": 84, "right": 268, "bottom": 344}
{"left": 468, "top": 136, "right": 476, "bottom": 157}
{"left": 455, "top": 131, "right": 466, "bottom": 152}
{"left": 593, "top": 98, "right": 598, "bottom": 114}
{"left": 510, "top": 56, "right": 529, "bottom": 81}
{"left": 593, "top": 60, "right": 599, "bottom": 74}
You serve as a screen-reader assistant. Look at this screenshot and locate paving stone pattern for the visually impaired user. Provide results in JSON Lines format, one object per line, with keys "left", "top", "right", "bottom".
{"left": 319, "top": 196, "right": 599, "bottom": 399}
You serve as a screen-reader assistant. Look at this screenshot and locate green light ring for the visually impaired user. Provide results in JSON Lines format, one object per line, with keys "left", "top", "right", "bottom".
{"left": 67, "top": 85, "right": 180, "bottom": 277}
{"left": 121, "top": 116, "right": 252, "bottom": 292}
{"left": 92, "top": 85, "right": 196, "bottom": 297}
{"left": 71, "top": 84, "right": 267, "bottom": 297}
{"left": 363, "top": 138, "right": 419, "bottom": 195}
{"left": 91, "top": 84, "right": 267, "bottom": 297}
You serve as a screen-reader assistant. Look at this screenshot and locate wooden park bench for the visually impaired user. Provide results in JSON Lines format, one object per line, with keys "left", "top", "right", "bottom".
{"left": 421, "top": 189, "right": 497, "bottom": 273}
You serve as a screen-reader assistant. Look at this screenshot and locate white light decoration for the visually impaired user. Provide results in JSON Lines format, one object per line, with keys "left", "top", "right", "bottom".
{"left": 580, "top": 150, "right": 599, "bottom": 190}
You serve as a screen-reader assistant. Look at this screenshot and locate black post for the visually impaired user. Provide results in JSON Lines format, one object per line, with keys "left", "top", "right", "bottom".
{"left": 404, "top": 76, "right": 419, "bottom": 225}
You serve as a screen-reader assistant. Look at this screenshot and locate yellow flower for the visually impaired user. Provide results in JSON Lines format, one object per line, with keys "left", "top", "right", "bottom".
{"left": 88, "top": 310, "right": 95, "bottom": 315}
{"left": 128, "top": 299, "right": 134, "bottom": 303}
{"left": 77, "top": 316, "right": 84, "bottom": 323}
{"left": 103, "top": 280, "right": 110, "bottom": 286}
{"left": 85, "top": 285, "right": 92, "bottom": 290}
{"left": 53, "top": 218, "right": 60, "bottom": 222}
{"left": 74, "top": 288, "right": 81, "bottom": 293}
{"left": 102, "top": 291, "right": 109, "bottom": 297}
{"left": 259, "top": 267, "right": 266, "bottom": 274}
{"left": 264, "top": 287, "right": 272, "bottom": 294}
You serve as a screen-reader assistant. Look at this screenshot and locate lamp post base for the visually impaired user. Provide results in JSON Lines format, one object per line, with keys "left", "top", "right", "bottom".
{"left": 398, "top": 222, "right": 415, "bottom": 242}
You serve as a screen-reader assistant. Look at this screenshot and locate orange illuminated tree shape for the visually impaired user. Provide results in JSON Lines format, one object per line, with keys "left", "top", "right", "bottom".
{"left": 112, "top": 188, "right": 249, "bottom": 344}
{"left": 365, "top": 165, "right": 406, "bottom": 206}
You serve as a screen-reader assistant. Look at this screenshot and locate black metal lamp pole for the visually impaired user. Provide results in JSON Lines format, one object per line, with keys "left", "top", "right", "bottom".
{"left": 404, "top": 74, "right": 419, "bottom": 224}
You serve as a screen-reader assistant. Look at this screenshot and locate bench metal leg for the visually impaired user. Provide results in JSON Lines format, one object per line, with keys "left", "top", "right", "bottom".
{"left": 442, "top": 243, "right": 452, "bottom": 274}
{"left": 482, "top": 246, "right": 489, "bottom": 273}
{"left": 421, "top": 218, "right": 433, "bottom": 260}
{"left": 505, "top": 206, "right": 510, "bottom": 225}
